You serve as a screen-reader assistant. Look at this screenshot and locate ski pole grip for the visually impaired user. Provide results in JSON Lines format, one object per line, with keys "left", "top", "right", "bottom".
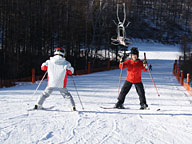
{"left": 120, "top": 57, "right": 122, "bottom": 63}
{"left": 143, "top": 53, "right": 147, "bottom": 66}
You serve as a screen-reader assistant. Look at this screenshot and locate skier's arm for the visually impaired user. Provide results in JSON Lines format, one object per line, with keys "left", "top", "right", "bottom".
{"left": 41, "top": 60, "right": 48, "bottom": 71}
{"left": 119, "top": 60, "right": 129, "bottom": 69}
{"left": 66, "top": 63, "right": 74, "bottom": 75}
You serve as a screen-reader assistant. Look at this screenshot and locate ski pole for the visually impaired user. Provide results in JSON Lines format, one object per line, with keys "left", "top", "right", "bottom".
{"left": 117, "top": 57, "right": 123, "bottom": 98}
{"left": 144, "top": 53, "right": 160, "bottom": 97}
{"left": 71, "top": 75, "right": 84, "bottom": 110}
{"left": 33, "top": 71, "right": 47, "bottom": 96}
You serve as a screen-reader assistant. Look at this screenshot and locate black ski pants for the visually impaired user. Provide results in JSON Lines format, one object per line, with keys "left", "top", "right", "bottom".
{"left": 118, "top": 80, "right": 147, "bottom": 106}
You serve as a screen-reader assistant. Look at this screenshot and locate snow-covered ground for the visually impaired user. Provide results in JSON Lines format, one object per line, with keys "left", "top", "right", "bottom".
{"left": 1, "top": 42, "right": 192, "bottom": 144}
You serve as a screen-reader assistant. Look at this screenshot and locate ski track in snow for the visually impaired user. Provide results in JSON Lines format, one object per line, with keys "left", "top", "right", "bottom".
{"left": 1, "top": 43, "right": 192, "bottom": 143}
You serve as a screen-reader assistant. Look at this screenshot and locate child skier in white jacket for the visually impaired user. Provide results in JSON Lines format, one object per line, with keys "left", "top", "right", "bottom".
{"left": 34, "top": 48, "right": 76, "bottom": 111}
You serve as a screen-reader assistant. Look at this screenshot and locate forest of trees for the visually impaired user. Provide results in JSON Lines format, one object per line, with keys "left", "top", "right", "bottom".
{"left": 0, "top": 0, "right": 192, "bottom": 85}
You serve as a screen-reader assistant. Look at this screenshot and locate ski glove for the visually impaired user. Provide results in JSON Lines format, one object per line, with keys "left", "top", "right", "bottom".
{"left": 67, "top": 65, "right": 74, "bottom": 74}
{"left": 143, "top": 59, "right": 147, "bottom": 67}
{"left": 120, "top": 57, "right": 123, "bottom": 64}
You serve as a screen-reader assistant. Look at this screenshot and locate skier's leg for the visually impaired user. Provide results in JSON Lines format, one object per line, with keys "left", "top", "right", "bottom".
{"left": 36, "top": 87, "right": 54, "bottom": 107}
{"left": 134, "top": 83, "right": 148, "bottom": 107}
{"left": 59, "top": 88, "right": 76, "bottom": 110}
{"left": 117, "top": 81, "right": 132, "bottom": 104}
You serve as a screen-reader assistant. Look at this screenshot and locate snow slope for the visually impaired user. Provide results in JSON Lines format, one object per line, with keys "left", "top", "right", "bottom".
{"left": 1, "top": 43, "right": 192, "bottom": 144}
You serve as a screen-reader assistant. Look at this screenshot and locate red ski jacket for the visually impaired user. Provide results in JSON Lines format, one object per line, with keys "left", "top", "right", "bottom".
{"left": 119, "top": 59, "right": 147, "bottom": 83}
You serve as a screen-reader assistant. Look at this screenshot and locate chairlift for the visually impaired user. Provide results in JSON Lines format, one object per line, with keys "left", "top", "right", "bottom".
{"left": 111, "top": 3, "right": 131, "bottom": 47}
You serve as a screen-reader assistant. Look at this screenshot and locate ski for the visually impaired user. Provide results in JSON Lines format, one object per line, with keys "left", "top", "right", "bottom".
{"left": 28, "top": 106, "right": 55, "bottom": 111}
{"left": 100, "top": 106, "right": 129, "bottom": 109}
{"left": 100, "top": 106, "right": 160, "bottom": 111}
{"left": 28, "top": 106, "right": 80, "bottom": 113}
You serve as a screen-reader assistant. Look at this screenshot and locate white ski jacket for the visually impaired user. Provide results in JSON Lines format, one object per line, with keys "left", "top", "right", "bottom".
{"left": 41, "top": 55, "right": 74, "bottom": 88}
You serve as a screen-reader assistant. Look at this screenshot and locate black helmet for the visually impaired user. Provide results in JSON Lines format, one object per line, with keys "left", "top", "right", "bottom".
{"left": 130, "top": 47, "right": 139, "bottom": 57}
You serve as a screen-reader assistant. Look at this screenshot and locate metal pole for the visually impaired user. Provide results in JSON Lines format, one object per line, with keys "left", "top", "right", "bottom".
{"left": 117, "top": 58, "right": 123, "bottom": 98}
{"left": 144, "top": 53, "right": 160, "bottom": 97}
{"left": 117, "top": 68, "right": 123, "bottom": 98}
{"left": 71, "top": 75, "right": 84, "bottom": 110}
{"left": 33, "top": 71, "right": 47, "bottom": 96}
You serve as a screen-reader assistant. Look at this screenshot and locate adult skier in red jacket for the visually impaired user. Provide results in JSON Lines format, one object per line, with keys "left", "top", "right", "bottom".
{"left": 115, "top": 47, "right": 149, "bottom": 109}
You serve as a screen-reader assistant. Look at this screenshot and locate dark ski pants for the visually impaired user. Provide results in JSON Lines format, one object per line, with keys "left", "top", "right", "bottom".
{"left": 118, "top": 80, "right": 147, "bottom": 106}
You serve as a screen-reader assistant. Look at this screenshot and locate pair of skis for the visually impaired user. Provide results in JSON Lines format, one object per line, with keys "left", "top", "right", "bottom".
{"left": 28, "top": 106, "right": 79, "bottom": 112}
{"left": 100, "top": 106, "right": 160, "bottom": 111}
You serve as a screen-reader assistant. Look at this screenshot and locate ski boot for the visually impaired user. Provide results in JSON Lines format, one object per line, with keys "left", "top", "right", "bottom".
{"left": 114, "top": 101, "right": 125, "bottom": 109}
{"left": 140, "top": 104, "right": 149, "bottom": 110}
{"left": 33, "top": 104, "right": 42, "bottom": 110}
{"left": 72, "top": 106, "right": 76, "bottom": 111}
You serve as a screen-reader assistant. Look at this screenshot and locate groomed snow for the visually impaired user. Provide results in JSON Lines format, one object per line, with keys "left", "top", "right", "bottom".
{"left": 1, "top": 42, "right": 192, "bottom": 144}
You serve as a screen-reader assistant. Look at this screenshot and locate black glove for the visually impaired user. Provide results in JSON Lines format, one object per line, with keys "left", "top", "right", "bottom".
{"left": 143, "top": 59, "right": 147, "bottom": 66}
{"left": 143, "top": 59, "right": 147, "bottom": 64}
